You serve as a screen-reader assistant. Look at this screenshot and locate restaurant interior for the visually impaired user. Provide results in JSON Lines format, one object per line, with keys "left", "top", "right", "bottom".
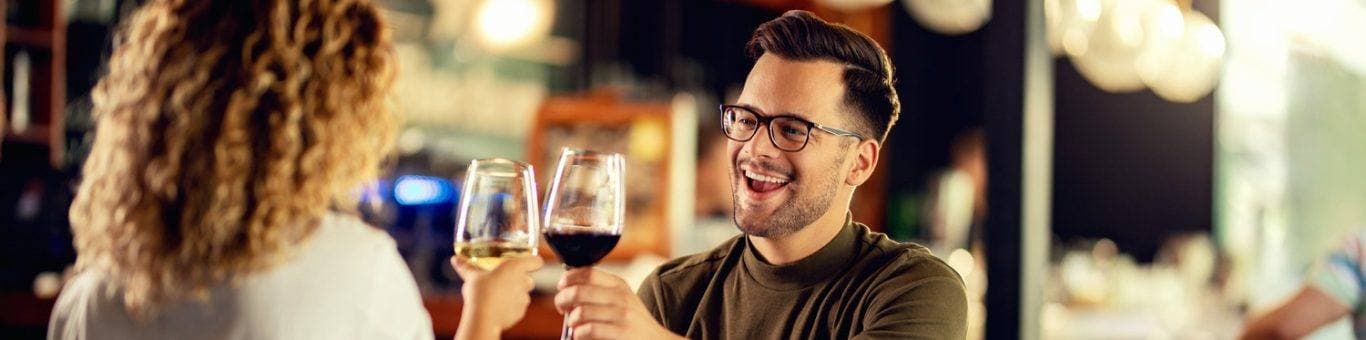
{"left": 2, "top": 0, "right": 1364, "bottom": 338}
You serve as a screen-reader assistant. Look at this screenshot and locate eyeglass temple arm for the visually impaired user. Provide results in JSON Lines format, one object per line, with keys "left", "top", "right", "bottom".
{"left": 812, "top": 123, "right": 865, "bottom": 140}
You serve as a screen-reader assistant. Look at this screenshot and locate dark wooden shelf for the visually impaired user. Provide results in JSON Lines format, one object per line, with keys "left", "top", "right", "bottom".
{"left": 0, "top": 292, "right": 55, "bottom": 328}
{"left": 5, "top": 26, "right": 56, "bottom": 49}
{"left": 3, "top": 123, "right": 54, "bottom": 145}
{"left": 2, "top": 0, "right": 67, "bottom": 167}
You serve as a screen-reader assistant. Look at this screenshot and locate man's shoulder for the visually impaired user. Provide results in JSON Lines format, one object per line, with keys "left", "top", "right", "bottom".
{"left": 853, "top": 224, "right": 962, "bottom": 284}
{"left": 651, "top": 235, "right": 745, "bottom": 281}
{"left": 846, "top": 223, "right": 969, "bottom": 339}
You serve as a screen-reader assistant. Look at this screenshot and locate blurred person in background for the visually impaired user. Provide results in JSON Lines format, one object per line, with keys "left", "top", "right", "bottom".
{"left": 680, "top": 117, "right": 742, "bottom": 256}
{"left": 924, "top": 128, "right": 986, "bottom": 255}
{"left": 1241, "top": 229, "right": 1366, "bottom": 339}
{"left": 551, "top": 10, "right": 966, "bottom": 339}
{"left": 44, "top": 1, "right": 539, "bottom": 339}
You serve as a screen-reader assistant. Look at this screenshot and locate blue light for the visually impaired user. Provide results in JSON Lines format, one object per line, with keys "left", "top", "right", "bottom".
{"left": 394, "top": 175, "right": 455, "bottom": 206}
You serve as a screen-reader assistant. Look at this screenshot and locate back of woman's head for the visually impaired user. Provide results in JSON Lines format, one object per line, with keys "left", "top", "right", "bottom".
{"left": 70, "top": 0, "right": 395, "bottom": 315}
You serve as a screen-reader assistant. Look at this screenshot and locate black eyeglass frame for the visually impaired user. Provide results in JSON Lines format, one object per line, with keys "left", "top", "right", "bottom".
{"left": 719, "top": 104, "right": 866, "bottom": 152}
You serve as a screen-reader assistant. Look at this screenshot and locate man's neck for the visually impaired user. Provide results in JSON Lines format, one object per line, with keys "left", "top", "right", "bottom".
{"left": 748, "top": 206, "right": 849, "bottom": 265}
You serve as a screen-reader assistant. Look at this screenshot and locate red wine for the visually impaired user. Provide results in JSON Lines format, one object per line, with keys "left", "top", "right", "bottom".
{"left": 544, "top": 231, "right": 621, "bottom": 267}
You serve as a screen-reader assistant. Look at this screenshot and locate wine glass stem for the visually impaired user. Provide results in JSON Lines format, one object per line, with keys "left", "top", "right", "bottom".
{"left": 561, "top": 321, "right": 574, "bottom": 340}
{"left": 561, "top": 264, "right": 582, "bottom": 340}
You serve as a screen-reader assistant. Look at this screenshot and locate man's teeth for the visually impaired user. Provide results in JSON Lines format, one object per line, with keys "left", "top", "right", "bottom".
{"left": 744, "top": 170, "right": 789, "bottom": 184}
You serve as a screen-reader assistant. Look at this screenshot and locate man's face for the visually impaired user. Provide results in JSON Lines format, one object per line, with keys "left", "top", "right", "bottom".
{"left": 729, "top": 54, "right": 857, "bottom": 238}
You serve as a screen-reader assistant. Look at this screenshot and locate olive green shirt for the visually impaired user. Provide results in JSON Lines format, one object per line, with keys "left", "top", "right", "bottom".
{"left": 637, "top": 215, "right": 967, "bottom": 339}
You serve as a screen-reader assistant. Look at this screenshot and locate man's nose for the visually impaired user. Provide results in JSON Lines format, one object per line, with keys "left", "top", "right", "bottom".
{"left": 741, "top": 124, "right": 782, "bottom": 159}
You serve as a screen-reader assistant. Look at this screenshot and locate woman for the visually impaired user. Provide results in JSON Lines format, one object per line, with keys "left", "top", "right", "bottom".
{"left": 48, "top": 1, "right": 539, "bottom": 339}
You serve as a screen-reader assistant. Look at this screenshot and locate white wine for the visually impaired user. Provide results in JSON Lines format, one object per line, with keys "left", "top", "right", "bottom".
{"left": 455, "top": 242, "right": 534, "bottom": 270}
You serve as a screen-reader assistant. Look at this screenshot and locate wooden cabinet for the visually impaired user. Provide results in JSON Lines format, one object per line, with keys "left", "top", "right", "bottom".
{"left": 2, "top": 0, "right": 66, "bottom": 167}
{"left": 528, "top": 91, "right": 677, "bottom": 261}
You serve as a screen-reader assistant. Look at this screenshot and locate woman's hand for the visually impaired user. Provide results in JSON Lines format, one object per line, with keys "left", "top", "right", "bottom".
{"left": 451, "top": 256, "right": 544, "bottom": 340}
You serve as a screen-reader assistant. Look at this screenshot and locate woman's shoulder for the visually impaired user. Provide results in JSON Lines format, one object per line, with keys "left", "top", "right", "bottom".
{"left": 305, "top": 212, "right": 401, "bottom": 257}
{"left": 48, "top": 213, "right": 429, "bottom": 339}
{"left": 318, "top": 212, "right": 395, "bottom": 241}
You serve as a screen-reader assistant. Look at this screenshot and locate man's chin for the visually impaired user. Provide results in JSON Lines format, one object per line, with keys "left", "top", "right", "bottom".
{"left": 734, "top": 212, "right": 793, "bottom": 238}
{"left": 736, "top": 223, "right": 771, "bottom": 238}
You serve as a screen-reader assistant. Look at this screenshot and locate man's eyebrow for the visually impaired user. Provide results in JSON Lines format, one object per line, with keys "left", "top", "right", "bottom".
{"left": 733, "top": 102, "right": 810, "bottom": 119}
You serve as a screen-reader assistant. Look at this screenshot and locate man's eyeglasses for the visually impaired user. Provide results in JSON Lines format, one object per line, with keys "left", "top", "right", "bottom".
{"left": 720, "top": 104, "right": 865, "bottom": 152}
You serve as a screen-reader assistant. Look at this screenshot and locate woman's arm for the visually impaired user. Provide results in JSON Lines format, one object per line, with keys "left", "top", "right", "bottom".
{"left": 451, "top": 256, "right": 544, "bottom": 340}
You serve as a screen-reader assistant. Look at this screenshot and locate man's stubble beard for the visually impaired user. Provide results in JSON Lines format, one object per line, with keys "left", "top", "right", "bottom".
{"left": 731, "top": 152, "right": 847, "bottom": 238}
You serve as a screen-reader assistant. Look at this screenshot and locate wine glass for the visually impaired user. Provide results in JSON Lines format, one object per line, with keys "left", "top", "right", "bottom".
{"left": 454, "top": 158, "right": 540, "bottom": 270}
{"left": 542, "top": 148, "right": 624, "bottom": 339}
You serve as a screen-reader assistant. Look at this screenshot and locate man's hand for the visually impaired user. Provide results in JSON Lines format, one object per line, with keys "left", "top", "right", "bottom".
{"left": 452, "top": 256, "right": 544, "bottom": 340}
{"left": 555, "top": 268, "right": 682, "bottom": 340}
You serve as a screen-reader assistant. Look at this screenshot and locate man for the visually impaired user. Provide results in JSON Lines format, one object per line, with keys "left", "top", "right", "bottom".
{"left": 554, "top": 10, "right": 967, "bottom": 339}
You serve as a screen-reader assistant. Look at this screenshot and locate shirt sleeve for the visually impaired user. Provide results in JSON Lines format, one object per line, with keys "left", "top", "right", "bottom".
{"left": 636, "top": 268, "right": 670, "bottom": 326}
{"left": 363, "top": 236, "right": 435, "bottom": 340}
{"left": 1308, "top": 231, "right": 1366, "bottom": 311}
{"left": 854, "top": 256, "right": 968, "bottom": 340}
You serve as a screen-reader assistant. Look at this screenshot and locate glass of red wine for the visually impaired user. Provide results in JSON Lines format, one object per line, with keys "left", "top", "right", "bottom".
{"left": 542, "top": 148, "right": 624, "bottom": 340}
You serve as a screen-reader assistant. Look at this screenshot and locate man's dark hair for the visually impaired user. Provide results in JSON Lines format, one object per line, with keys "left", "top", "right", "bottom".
{"left": 746, "top": 10, "right": 900, "bottom": 143}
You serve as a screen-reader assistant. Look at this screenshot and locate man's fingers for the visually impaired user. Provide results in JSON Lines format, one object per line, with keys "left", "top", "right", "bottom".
{"left": 566, "top": 305, "right": 627, "bottom": 328}
{"left": 558, "top": 268, "right": 627, "bottom": 290}
{"left": 554, "top": 285, "right": 623, "bottom": 314}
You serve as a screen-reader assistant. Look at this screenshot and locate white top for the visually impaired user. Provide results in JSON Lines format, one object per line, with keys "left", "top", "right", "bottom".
{"left": 48, "top": 213, "right": 434, "bottom": 340}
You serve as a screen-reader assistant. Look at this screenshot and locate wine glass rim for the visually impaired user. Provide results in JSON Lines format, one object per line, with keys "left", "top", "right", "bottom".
{"left": 559, "top": 147, "right": 623, "bottom": 159}
{"left": 471, "top": 157, "right": 533, "bottom": 168}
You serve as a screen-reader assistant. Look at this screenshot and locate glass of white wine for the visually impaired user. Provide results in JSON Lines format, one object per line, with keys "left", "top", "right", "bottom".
{"left": 454, "top": 158, "right": 539, "bottom": 270}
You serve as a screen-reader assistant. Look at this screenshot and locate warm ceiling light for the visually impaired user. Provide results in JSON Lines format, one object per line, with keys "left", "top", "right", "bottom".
{"left": 1069, "top": 0, "right": 1160, "bottom": 93}
{"left": 903, "top": 0, "right": 992, "bottom": 36}
{"left": 813, "top": 0, "right": 896, "bottom": 12}
{"left": 1143, "top": 10, "right": 1224, "bottom": 103}
{"left": 473, "top": 0, "right": 554, "bottom": 52}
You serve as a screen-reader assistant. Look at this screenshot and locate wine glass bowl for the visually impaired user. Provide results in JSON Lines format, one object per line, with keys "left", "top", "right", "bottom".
{"left": 453, "top": 158, "right": 540, "bottom": 270}
{"left": 542, "top": 148, "right": 625, "bottom": 268}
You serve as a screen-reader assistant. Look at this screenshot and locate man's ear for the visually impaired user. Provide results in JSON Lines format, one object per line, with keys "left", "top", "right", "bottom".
{"left": 845, "top": 140, "right": 879, "bottom": 186}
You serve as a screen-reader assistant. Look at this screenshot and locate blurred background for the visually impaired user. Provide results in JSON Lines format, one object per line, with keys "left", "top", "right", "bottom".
{"left": 1, "top": 0, "right": 1363, "bottom": 339}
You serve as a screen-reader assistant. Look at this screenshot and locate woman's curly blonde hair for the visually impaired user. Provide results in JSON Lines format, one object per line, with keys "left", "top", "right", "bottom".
{"left": 70, "top": 0, "right": 396, "bottom": 316}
